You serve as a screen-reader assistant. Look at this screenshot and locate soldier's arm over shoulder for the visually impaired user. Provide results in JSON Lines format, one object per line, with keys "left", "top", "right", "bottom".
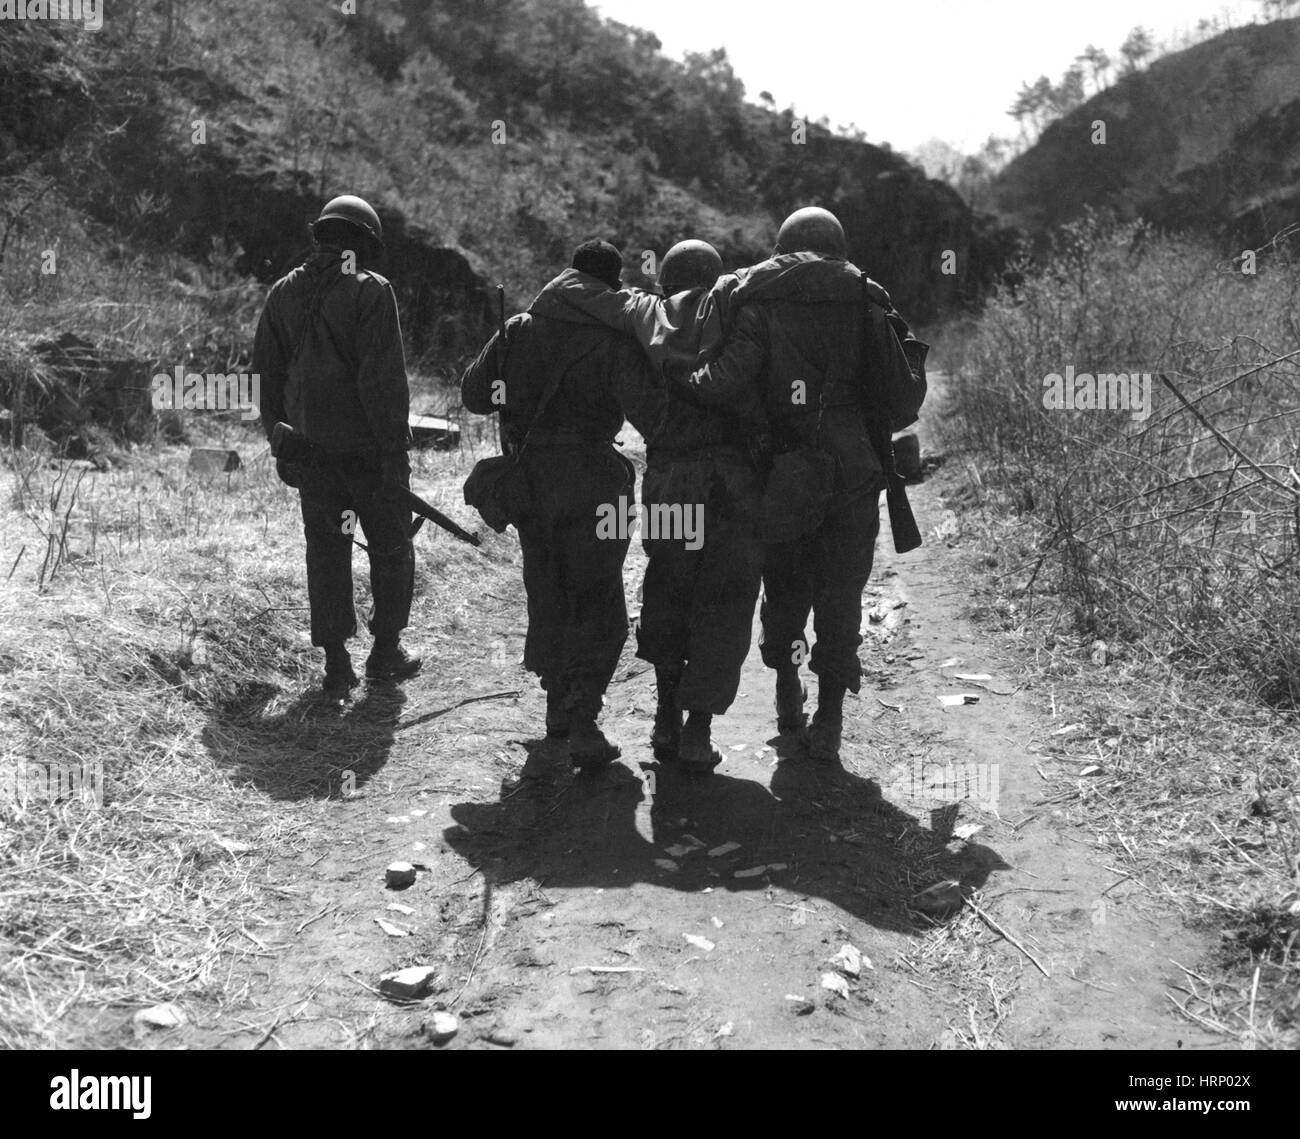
{"left": 613, "top": 336, "right": 666, "bottom": 437}
{"left": 355, "top": 274, "right": 412, "bottom": 453}
{"left": 462, "top": 313, "right": 528, "bottom": 415}
{"left": 251, "top": 285, "right": 289, "bottom": 441}
{"left": 679, "top": 305, "right": 766, "bottom": 409}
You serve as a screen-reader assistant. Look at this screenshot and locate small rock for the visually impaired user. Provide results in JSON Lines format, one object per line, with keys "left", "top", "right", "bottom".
{"left": 187, "top": 448, "right": 241, "bottom": 475}
{"left": 133, "top": 1003, "right": 185, "bottom": 1031}
{"left": 826, "top": 943, "right": 866, "bottom": 978}
{"left": 425, "top": 1011, "right": 458, "bottom": 1043}
{"left": 374, "top": 917, "right": 410, "bottom": 937}
{"left": 820, "top": 972, "right": 850, "bottom": 999}
{"left": 784, "top": 995, "right": 815, "bottom": 1016}
{"left": 385, "top": 861, "right": 417, "bottom": 888}
{"left": 379, "top": 965, "right": 438, "bottom": 1001}
{"left": 485, "top": 1028, "right": 516, "bottom": 1047}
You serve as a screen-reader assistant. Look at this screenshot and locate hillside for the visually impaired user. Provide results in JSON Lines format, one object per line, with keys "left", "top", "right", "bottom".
{"left": 0, "top": 0, "right": 997, "bottom": 425}
{"left": 993, "top": 16, "right": 1300, "bottom": 245}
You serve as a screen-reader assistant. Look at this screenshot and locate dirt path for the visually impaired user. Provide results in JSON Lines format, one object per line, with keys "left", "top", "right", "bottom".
{"left": 194, "top": 380, "right": 1221, "bottom": 1051}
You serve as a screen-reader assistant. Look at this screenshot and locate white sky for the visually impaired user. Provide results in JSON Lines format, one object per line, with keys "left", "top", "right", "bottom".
{"left": 592, "top": 0, "right": 1266, "bottom": 153}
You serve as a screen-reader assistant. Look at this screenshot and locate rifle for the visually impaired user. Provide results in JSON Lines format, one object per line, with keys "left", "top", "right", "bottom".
{"left": 860, "top": 285, "right": 924, "bottom": 555}
{"left": 270, "top": 421, "right": 482, "bottom": 548}
{"left": 866, "top": 419, "right": 922, "bottom": 554}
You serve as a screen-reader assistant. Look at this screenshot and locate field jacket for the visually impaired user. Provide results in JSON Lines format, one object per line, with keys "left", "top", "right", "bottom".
{"left": 253, "top": 247, "right": 411, "bottom": 456}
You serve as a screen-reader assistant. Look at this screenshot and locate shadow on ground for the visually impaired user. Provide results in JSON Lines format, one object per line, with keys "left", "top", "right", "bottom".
{"left": 444, "top": 735, "right": 1009, "bottom": 937}
{"left": 202, "top": 679, "right": 407, "bottom": 801}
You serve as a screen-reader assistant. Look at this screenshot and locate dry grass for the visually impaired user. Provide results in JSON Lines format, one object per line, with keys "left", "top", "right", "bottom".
{"left": 896, "top": 901, "right": 1019, "bottom": 1050}
{"left": 946, "top": 214, "right": 1300, "bottom": 708}
{"left": 935, "top": 467, "right": 1300, "bottom": 1049}
{"left": 936, "top": 215, "right": 1299, "bottom": 1048}
{"left": 0, "top": 409, "right": 498, "bottom": 1048}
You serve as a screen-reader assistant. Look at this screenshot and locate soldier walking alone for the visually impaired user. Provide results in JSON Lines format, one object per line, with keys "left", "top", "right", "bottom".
{"left": 253, "top": 195, "right": 421, "bottom": 697}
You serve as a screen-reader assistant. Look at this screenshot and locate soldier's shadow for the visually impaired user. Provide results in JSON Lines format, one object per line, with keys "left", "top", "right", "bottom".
{"left": 202, "top": 680, "right": 406, "bottom": 801}
{"left": 444, "top": 736, "right": 1009, "bottom": 936}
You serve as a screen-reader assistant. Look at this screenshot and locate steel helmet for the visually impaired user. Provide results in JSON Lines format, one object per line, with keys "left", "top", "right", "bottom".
{"left": 774, "top": 206, "right": 846, "bottom": 257}
{"left": 659, "top": 239, "right": 723, "bottom": 295}
{"left": 313, "top": 195, "right": 383, "bottom": 244}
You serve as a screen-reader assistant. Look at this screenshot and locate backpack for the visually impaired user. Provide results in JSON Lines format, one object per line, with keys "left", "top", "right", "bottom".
{"left": 862, "top": 277, "right": 928, "bottom": 430}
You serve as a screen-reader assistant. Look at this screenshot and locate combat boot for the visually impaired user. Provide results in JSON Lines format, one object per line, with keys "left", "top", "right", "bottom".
{"left": 678, "top": 711, "right": 723, "bottom": 774}
{"left": 570, "top": 694, "right": 620, "bottom": 772}
{"left": 774, "top": 666, "right": 807, "bottom": 733}
{"left": 569, "top": 720, "right": 621, "bottom": 772}
{"left": 365, "top": 635, "right": 422, "bottom": 681}
{"left": 808, "top": 681, "right": 846, "bottom": 763}
{"left": 650, "top": 665, "right": 683, "bottom": 761}
{"left": 323, "top": 642, "right": 360, "bottom": 698}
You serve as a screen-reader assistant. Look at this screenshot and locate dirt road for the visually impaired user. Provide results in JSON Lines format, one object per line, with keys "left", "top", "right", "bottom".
{"left": 197, "top": 383, "right": 1219, "bottom": 1050}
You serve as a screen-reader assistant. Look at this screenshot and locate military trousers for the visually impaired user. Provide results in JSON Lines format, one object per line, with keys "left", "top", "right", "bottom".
{"left": 515, "top": 444, "right": 634, "bottom": 720}
{"left": 758, "top": 485, "right": 881, "bottom": 693}
{"left": 637, "top": 458, "right": 762, "bottom": 714}
{"left": 297, "top": 455, "right": 415, "bottom": 647}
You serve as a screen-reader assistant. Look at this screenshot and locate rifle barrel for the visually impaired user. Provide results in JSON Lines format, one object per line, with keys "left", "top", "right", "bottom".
{"left": 400, "top": 486, "right": 482, "bottom": 546}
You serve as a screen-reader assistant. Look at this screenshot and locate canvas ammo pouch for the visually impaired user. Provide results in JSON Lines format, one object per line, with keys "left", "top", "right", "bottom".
{"left": 462, "top": 452, "right": 529, "bottom": 534}
{"left": 462, "top": 338, "right": 592, "bottom": 533}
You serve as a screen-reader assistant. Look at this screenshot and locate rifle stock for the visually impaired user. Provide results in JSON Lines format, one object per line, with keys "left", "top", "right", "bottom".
{"left": 865, "top": 419, "right": 922, "bottom": 554}
{"left": 885, "top": 477, "right": 922, "bottom": 554}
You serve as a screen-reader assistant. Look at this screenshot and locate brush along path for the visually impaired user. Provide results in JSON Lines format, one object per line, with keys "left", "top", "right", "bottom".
{"left": 190, "top": 410, "right": 1219, "bottom": 1052}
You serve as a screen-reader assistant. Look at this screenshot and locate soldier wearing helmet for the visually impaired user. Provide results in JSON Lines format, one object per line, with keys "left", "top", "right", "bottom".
{"left": 549, "top": 237, "right": 765, "bottom": 774}
{"left": 678, "top": 206, "right": 924, "bottom": 764}
{"left": 253, "top": 193, "right": 421, "bottom": 697}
